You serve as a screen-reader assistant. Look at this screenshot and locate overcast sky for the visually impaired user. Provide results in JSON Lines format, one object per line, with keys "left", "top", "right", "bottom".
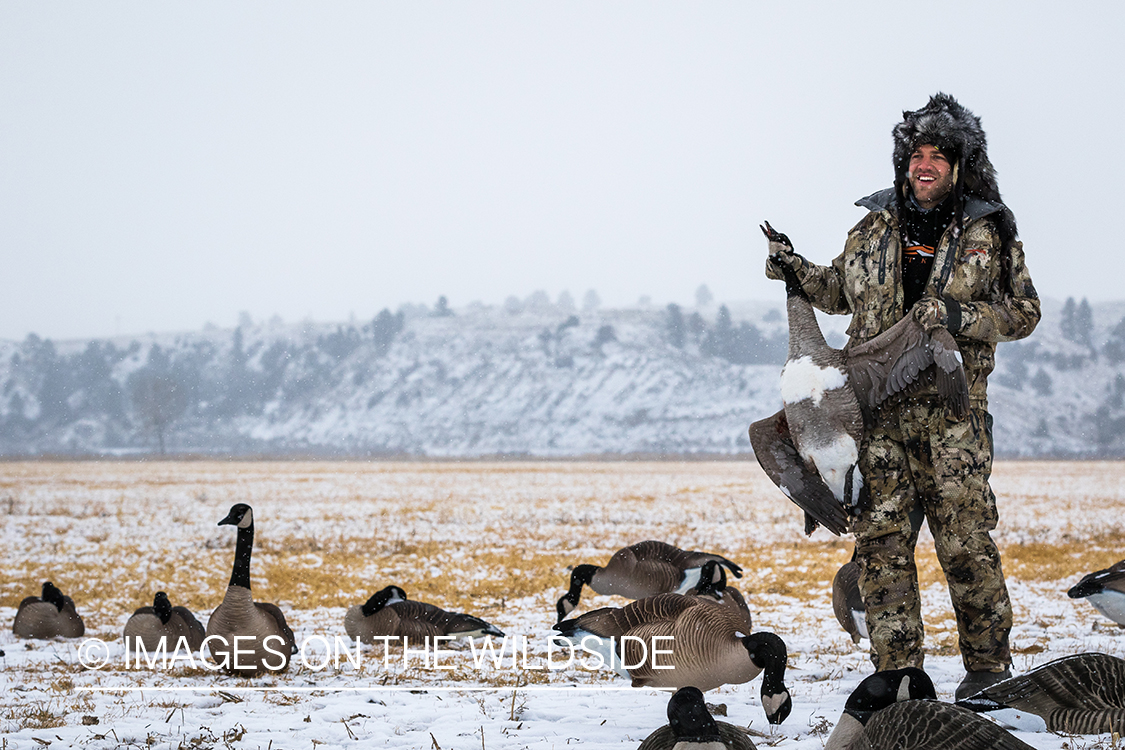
{"left": 2, "top": 2, "right": 1121, "bottom": 341}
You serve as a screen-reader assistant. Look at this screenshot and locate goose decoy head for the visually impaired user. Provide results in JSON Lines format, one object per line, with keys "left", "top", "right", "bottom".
{"left": 556, "top": 564, "right": 599, "bottom": 623}
{"left": 41, "top": 581, "right": 66, "bottom": 611}
{"left": 361, "top": 585, "right": 408, "bottom": 617}
{"left": 218, "top": 503, "right": 253, "bottom": 528}
{"left": 742, "top": 631, "right": 792, "bottom": 725}
{"left": 153, "top": 591, "right": 172, "bottom": 624}
{"left": 666, "top": 686, "right": 722, "bottom": 741}
{"left": 844, "top": 667, "right": 936, "bottom": 724}
{"left": 692, "top": 560, "right": 728, "bottom": 598}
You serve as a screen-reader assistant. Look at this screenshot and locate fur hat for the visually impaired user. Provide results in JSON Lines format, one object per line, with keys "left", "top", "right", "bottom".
{"left": 892, "top": 93, "right": 1016, "bottom": 245}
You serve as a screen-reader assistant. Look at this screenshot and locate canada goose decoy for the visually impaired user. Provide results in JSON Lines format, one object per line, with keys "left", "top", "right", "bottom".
{"left": 12, "top": 581, "right": 85, "bottom": 638}
{"left": 553, "top": 593, "right": 791, "bottom": 725}
{"left": 344, "top": 585, "right": 504, "bottom": 645}
{"left": 205, "top": 503, "right": 296, "bottom": 674}
{"left": 825, "top": 668, "right": 1035, "bottom": 750}
{"left": 1067, "top": 560, "right": 1125, "bottom": 626}
{"left": 690, "top": 559, "right": 753, "bottom": 632}
{"left": 957, "top": 652, "right": 1125, "bottom": 735}
{"left": 637, "top": 686, "right": 757, "bottom": 750}
{"left": 832, "top": 554, "right": 867, "bottom": 644}
{"left": 749, "top": 221, "right": 969, "bottom": 536}
{"left": 123, "top": 591, "right": 206, "bottom": 654}
{"left": 556, "top": 540, "right": 743, "bottom": 623}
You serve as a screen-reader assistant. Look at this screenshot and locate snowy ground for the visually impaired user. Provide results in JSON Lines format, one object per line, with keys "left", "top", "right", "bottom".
{"left": 1, "top": 459, "right": 1124, "bottom": 749}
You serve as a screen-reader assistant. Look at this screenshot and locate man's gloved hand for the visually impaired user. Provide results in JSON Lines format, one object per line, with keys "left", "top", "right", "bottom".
{"left": 914, "top": 296, "right": 963, "bottom": 334}
{"left": 760, "top": 221, "right": 804, "bottom": 271}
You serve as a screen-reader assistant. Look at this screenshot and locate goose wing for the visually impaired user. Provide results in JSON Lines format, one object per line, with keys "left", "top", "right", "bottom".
{"left": 630, "top": 541, "right": 742, "bottom": 579}
{"left": 749, "top": 410, "right": 850, "bottom": 536}
{"left": 253, "top": 602, "right": 297, "bottom": 653}
{"left": 556, "top": 593, "right": 701, "bottom": 639}
{"left": 637, "top": 722, "right": 757, "bottom": 750}
{"left": 389, "top": 600, "right": 504, "bottom": 639}
{"left": 861, "top": 700, "right": 1036, "bottom": 750}
{"left": 1069, "top": 560, "right": 1125, "bottom": 597}
{"left": 965, "top": 653, "right": 1125, "bottom": 734}
{"left": 846, "top": 316, "right": 969, "bottom": 421}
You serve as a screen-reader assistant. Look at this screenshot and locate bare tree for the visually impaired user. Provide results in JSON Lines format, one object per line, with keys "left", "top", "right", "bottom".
{"left": 130, "top": 372, "right": 187, "bottom": 455}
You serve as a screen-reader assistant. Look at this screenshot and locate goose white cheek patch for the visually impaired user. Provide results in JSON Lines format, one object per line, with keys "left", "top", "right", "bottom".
{"left": 780, "top": 356, "right": 848, "bottom": 406}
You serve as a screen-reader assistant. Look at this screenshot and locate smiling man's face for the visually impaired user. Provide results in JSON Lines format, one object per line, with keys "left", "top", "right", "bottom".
{"left": 908, "top": 144, "right": 955, "bottom": 209}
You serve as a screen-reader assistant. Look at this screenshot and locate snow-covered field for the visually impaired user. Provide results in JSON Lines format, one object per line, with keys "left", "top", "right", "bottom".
{"left": 2, "top": 459, "right": 1123, "bottom": 749}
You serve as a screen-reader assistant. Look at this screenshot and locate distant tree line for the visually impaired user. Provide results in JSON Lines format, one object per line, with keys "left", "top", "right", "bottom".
{"left": 665, "top": 303, "right": 787, "bottom": 365}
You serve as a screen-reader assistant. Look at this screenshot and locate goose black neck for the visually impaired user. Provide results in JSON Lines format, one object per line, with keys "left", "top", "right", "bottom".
{"left": 229, "top": 523, "right": 254, "bottom": 589}
{"left": 746, "top": 631, "right": 788, "bottom": 693}
{"left": 154, "top": 593, "right": 172, "bottom": 624}
{"left": 779, "top": 262, "right": 809, "bottom": 301}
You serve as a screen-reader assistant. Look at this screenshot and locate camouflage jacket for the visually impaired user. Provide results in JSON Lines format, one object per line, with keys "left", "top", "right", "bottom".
{"left": 766, "top": 188, "right": 1040, "bottom": 408}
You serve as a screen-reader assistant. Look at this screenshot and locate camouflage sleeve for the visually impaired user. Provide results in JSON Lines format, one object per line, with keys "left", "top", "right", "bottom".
{"left": 764, "top": 250, "right": 851, "bottom": 315}
{"left": 956, "top": 239, "right": 1041, "bottom": 343}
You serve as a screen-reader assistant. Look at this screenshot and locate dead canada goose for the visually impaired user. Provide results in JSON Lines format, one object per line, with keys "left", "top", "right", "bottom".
{"left": 553, "top": 593, "right": 791, "bottom": 725}
{"left": 12, "top": 581, "right": 85, "bottom": 638}
{"left": 123, "top": 591, "right": 206, "bottom": 654}
{"left": 637, "top": 686, "right": 757, "bottom": 750}
{"left": 344, "top": 585, "right": 504, "bottom": 645}
{"left": 749, "top": 221, "right": 969, "bottom": 535}
{"left": 1067, "top": 560, "right": 1125, "bottom": 626}
{"left": 556, "top": 540, "right": 743, "bottom": 623}
{"left": 205, "top": 503, "right": 296, "bottom": 674}
{"left": 825, "top": 667, "right": 1034, "bottom": 750}
{"left": 957, "top": 652, "right": 1125, "bottom": 735}
{"left": 832, "top": 554, "right": 867, "bottom": 644}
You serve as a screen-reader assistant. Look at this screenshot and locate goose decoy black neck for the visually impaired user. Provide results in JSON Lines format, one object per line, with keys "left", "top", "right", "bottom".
{"left": 743, "top": 631, "right": 792, "bottom": 725}
{"left": 666, "top": 686, "right": 722, "bottom": 740}
{"left": 218, "top": 503, "right": 255, "bottom": 589}
{"left": 361, "top": 585, "right": 408, "bottom": 617}
{"left": 845, "top": 668, "right": 936, "bottom": 724}
{"left": 153, "top": 591, "right": 172, "bottom": 624}
{"left": 556, "top": 564, "right": 599, "bottom": 622}
{"left": 41, "top": 581, "right": 65, "bottom": 611}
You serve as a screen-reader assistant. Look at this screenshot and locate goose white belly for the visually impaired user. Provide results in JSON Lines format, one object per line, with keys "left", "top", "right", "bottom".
{"left": 780, "top": 356, "right": 862, "bottom": 505}
{"left": 1087, "top": 591, "right": 1125, "bottom": 625}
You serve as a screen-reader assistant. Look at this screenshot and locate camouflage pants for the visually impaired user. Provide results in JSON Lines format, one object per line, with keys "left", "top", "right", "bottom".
{"left": 852, "top": 397, "right": 1012, "bottom": 672}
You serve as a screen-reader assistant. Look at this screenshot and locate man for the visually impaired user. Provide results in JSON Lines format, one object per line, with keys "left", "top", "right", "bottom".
{"left": 764, "top": 93, "right": 1040, "bottom": 698}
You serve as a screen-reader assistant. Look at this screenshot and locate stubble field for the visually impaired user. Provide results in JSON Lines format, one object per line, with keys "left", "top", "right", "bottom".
{"left": 1, "top": 459, "right": 1123, "bottom": 749}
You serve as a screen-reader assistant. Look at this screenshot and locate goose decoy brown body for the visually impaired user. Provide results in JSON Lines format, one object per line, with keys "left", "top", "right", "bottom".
{"left": 12, "top": 581, "right": 85, "bottom": 638}
{"left": 556, "top": 540, "right": 743, "bottom": 622}
{"left": 553, "top": 593, "right": 791, "bottom": 725}
{"left": 1067, "top": 560, "right": 1125, "bottom": 626}
{"left": 825, "top": 668, "right": 1035, "bottom": 750}
{"left": 123, "top": 591, "right": 206, "bottom": 654}
{"left": 344, "top": 585, "right": 504, "bottom": 644}
{"left": 958, "top": 652, "right": 1125, "bottom": 735}
{"left": 205, "top": 504, "right": 296, "bottom": 674}
{"left": 832, "top": 556, "right": 867, "bottom": 644}
{"left": 749, "top": 222, "right": 969, "bottom": 535}
{"left": 637, "top": 686, "right": 757, "bottom": 750}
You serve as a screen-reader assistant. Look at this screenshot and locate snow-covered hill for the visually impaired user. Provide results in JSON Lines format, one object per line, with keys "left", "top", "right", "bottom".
{"left": 1, "top": 297, "right": 1122, "bottom": 457}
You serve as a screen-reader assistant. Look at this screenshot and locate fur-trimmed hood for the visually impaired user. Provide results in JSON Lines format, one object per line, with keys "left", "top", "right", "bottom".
{"left": 892, "top": 93, "right": 1017, "bottom": 246}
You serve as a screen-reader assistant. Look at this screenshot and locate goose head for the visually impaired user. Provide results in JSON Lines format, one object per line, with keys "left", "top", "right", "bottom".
{"left": 41, "top": 581, "right": 66, "bottom": 611}
{"left": 691, "top": 560, "right": 728, "bottom": 599}
{"left": 742, "top": 631, "right": 792, "bottom": 725}
{"left": 825, "top": 667, "right": 936, "bottom": 750}
{"left": 361, "top": 585, "right": 408, "bottom": 617}
{"left": 218, "top": 503, "right": 254, "bottom": 529}
{"left": 556, "top": 564, "right": 599, "bottom": 623}
{"left": 153, "top": 591, "right": 172, "bottom": 624}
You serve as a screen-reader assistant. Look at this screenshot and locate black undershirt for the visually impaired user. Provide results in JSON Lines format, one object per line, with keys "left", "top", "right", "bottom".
{"left": 900, "top": 193, "right": 956, "bottom": 312}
